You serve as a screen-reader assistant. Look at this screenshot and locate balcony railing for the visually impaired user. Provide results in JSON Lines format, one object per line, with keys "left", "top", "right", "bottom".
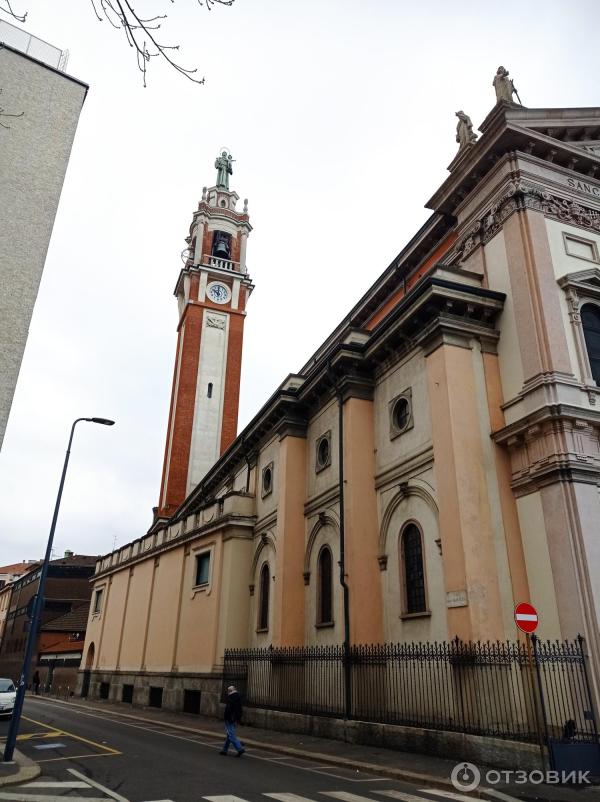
{"left": 0, "top": 20, "right": 68, "bottom": 71}
{"left": 202, "top": 254, "right": 244, "bottom": 273}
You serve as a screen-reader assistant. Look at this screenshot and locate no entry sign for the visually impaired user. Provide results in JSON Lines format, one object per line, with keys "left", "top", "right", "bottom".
{"left": 515, "top": 602, "right": 539, "bottom": 634}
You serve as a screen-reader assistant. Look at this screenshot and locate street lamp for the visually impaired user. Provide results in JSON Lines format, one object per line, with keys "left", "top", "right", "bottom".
{"left": 2, "top": 417, "right": 115, "bottom": 763}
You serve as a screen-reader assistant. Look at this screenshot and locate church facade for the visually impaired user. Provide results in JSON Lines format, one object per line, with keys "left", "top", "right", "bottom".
{"left": 80, "top": 94, "right": 600, "bottom": 715}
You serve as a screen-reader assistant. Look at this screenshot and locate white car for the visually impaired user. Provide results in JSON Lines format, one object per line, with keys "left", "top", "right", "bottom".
{"left": 0, "top": 678, "right": 16, "bottom": 717}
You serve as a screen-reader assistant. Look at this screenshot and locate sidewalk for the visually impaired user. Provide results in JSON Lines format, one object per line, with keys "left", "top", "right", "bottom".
{"left": 33, "top": 696, "right": 599, "bottom": 802}
{"left": 0, "top": 747, "right": 40, "bottom": 788}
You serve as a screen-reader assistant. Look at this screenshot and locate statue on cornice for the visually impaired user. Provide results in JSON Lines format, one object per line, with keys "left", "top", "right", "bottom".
{"left": 455, "top": 111, "right": 478, "bottom": 149}
{"left": 493, "top": 66, "right": 520, "bottom": 104}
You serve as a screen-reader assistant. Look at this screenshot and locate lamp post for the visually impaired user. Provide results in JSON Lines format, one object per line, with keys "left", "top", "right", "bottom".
{"left": 3, "top": 417, "right": 114, "bottom": 763}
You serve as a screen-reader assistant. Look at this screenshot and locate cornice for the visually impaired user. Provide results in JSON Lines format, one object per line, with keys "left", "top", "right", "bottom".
{"left": 493, "top": 402, "right": 600, "bottom": 446}
{"left": 94, "top": 511, "right": 256, "bottom": 581}
{"left": 172, "top": 276, "right": 505, "bottom": 522}
{"left": 428, "top": 104, "right": 600, "bottom": 218}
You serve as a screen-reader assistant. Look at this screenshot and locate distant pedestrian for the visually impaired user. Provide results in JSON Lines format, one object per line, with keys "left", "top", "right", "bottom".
{"left": 219, "top": 685, "right": 245, "bottom": 757}
{"left": 32, "top": 670, "right": 40, "bottom": 695}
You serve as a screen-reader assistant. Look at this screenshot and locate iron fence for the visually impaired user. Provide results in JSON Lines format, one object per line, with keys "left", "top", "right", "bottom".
{"left": 223, "top": 636, "right": 598, "bottom": 745}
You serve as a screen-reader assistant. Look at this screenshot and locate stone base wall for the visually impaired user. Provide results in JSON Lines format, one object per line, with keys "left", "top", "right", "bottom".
{"left": 243, "top": 707, "right": 543, "bottom": 772}
{"left": 75, "top": 669, "right": 543, "bottom": 771}
{"left": 77, "top": 669, "right": 223, "bottom": 718}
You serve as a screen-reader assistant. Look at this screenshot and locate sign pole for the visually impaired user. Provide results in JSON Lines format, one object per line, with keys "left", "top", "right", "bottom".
{"left": 526, "top": 631, "right": 547, "bottom": 772}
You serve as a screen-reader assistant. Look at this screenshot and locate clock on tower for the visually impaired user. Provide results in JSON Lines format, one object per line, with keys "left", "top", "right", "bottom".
{"left": 157, "top": 152, "right": 254, "bottom": 519}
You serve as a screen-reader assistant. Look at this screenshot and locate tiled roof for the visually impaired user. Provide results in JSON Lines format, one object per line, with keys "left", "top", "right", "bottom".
{"left": 41, "top": 603, "right": 90, "bottom": 632}
{"left": 49, "top": 555, "right": 98, "bottom": 567}
{"left": 0, "top": 561, "right": 39, "bottom": 574}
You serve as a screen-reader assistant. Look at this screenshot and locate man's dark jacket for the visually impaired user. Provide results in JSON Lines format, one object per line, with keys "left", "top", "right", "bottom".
{"left": 224, "top": 691, "right": 242, "bottom": 723}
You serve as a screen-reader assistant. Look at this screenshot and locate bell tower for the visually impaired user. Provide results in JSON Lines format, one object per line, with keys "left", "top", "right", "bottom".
{"left": 157, "top": 152, "right": 253, "bottom": 518}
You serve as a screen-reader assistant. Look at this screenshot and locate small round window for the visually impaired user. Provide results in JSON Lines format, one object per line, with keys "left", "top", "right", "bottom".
{"left": 262, "top": 465, "right": 273, "bottom": 495}
{"left": 317, "top": 436, "right": 330, "bottom": 469}
{"left": 392, "top": 397, "right": 410, "bottom": 432}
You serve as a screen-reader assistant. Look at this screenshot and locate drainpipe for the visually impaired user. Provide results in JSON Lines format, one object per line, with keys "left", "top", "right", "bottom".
{"left": 242, "top": 435, "right": 252, "bottom": 493}
{"left": 327, "top": 360, "right": 352, "bottom": 719}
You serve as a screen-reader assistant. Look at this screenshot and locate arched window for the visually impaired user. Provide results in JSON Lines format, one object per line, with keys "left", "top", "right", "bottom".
{"left": 582, "top": 303, "right": 600, "bottom": 385}
{"left": 401, "top": 524, "right": 426, "bottom": 614}
{"left": 317, "top": 547, "right": 333, "bottom": 625}
{"left": 258, "top": 563, "right": 270, "bottom": 631}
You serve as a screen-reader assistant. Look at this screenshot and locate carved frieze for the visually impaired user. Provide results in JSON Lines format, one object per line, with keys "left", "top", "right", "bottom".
{"left": 495, "top": 412, "right": 600, "bottom": 495}
{"left": 452, "top": 181, "right": 600, "bottom": 265}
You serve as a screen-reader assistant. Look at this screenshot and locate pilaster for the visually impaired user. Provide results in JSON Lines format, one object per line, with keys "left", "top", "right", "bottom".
{"left": 342, "top": 396, "right": 384, "bottom": 644}
{"left": 426, "top": 341, "right": 505, "bottom": 641}
{"left": 272, "top": 432, "right": 307, "bottom": 646}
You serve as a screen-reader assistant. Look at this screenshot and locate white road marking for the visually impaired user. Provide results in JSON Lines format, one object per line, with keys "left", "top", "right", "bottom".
{"left": 0, "top": 794, "right": 109, "bottom": 802}
{"left": 264, "top": 795, "right": 320, "bottom": 802}
{"left": 375, "top": 791, "right": 432, "bottom": 802}
{"left": 204, "top": 797, "right": 254, "bottom": 802}
{"left": 322, "top": 793, "right": 386, "bottom": 802}
{"left": 68, "top": 767, "right": 130, "bottom": 802}
{"left": 418, "top": 791, "right": 479, "bottom": 802}
{"left": 32, "top": 742, "right": 66, "bottom": 750}
{"left": 421, "top": 790, "right": 522, "bottom": 802}
{"left": 22, "top": 781, "right": 91, "bottom": 788}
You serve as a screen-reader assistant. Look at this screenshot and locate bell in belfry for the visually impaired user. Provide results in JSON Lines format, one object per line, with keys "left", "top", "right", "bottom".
{"left": 212, "top": 231, "right": 231, "bottom": 260}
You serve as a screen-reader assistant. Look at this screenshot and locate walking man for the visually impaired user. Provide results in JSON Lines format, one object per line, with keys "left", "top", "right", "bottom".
{"left": 220, "top": 685, "right": 245, "bottom": 756}
{"left": 32, "top": 670, "right": 40, "bottom": 696}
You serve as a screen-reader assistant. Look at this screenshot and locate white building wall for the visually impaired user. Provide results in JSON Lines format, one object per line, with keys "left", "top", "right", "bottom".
{"left": 187, "top": 311, "right": 230, "bottom": 492}
{"left": 0, "top": 44, "right": 87, "bottom": 449}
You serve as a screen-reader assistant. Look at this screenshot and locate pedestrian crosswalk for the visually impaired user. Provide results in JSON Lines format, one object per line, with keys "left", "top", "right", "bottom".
{"left": 201, "top": 790, "right": 496, "bottom": 802}
{"left": 0, "top": 767, "right": 128, "bottom": 802}
{"left": 1, "top": 780, "right": 499, "bottom": 802}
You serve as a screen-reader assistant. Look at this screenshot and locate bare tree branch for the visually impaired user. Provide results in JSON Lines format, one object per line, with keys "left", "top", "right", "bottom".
{"left": 0, "top": 1, "right": 26, "bottom": 23}
{"left": 0, "top": 88, "right": 25, "bottom": 129}
{"left": 1, "top": 1, "right": 235, "bottom": 86}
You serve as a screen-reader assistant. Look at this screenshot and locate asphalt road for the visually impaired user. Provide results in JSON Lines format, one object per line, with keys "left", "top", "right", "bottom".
{"left": 0, "top": 698, "right": 464, "bottom": 802}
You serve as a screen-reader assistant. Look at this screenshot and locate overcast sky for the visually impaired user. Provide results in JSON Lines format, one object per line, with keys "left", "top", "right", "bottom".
{"left": 1, "top": 0, "right": 598, "bottom": 566}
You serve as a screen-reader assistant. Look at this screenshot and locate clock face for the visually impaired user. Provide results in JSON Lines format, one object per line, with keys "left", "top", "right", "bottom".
{"left": 207, "top": 282, "right": 230, "bottom": 304}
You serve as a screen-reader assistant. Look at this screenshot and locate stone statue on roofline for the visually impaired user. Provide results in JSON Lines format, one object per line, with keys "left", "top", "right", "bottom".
{"left": 493, "top": 66, "right": 521, "bottom": 104}
{"left": 456, "top": 110, "right": 478, "bottom": 149}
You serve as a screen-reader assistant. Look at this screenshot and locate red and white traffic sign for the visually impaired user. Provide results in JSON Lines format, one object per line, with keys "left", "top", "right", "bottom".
{"left": 514, "top": 602, "right": 539, "bottom": 634}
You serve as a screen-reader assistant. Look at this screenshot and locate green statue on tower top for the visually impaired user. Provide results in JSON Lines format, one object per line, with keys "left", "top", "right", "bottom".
{"left": 215, "top": 150, "right": 234, "bottom": 190}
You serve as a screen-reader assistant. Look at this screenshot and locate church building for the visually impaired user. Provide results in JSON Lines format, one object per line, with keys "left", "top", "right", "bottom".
{"left": 80, "top": 79, "right": 600, "bottom": 716}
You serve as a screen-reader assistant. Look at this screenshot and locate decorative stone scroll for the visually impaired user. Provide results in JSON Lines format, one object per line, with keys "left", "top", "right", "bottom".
{"left": 206, "top": 314, "right": 226, "bottom": 330}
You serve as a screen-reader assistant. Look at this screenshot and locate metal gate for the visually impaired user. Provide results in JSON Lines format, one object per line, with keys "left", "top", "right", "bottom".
{"left": 533, "top": 634, "right": 600, "bottom": 775}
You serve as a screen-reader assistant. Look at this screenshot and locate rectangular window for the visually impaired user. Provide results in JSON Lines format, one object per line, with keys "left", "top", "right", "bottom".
{"left": 99, "top": 682, "right": 110, "bottom": 700}
{"left": 93, "top": 589, "right": 104, "bottom": 614}
{"left": 195, "top": 553, "right": 210, "bottom": 586}
{"left": 183, "top": 689, "right": 201, "bottom": 714}
{"left": 149, "top": 686, "right": 163, "bottom": 708}
{"left": 122, "top": 684, "right": 134, "bottom": 703}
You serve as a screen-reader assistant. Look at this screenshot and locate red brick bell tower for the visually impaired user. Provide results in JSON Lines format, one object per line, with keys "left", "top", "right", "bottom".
{"left": 157, "top": 152, "right": 253, "bottom": 518}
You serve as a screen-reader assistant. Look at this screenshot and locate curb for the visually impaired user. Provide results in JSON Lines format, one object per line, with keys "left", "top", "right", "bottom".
{"left": 35, "top": 697, "right": 458, "bottom": 793}
{"left": 26, "top": 698, "right": 588, "bottom": 802}
{"left": 0, "top": 748, "right": 40, "bottom": 788}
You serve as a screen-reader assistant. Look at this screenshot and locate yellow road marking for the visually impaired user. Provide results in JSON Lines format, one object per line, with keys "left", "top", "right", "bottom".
{"left": 16, "top": 730, "right": 62, "bottom": 741}
{"left": 36, "top": 751, "right": 122, "bottom": 763}
{"left": 22, "top": 715, "right": 119, "bottom": 755}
